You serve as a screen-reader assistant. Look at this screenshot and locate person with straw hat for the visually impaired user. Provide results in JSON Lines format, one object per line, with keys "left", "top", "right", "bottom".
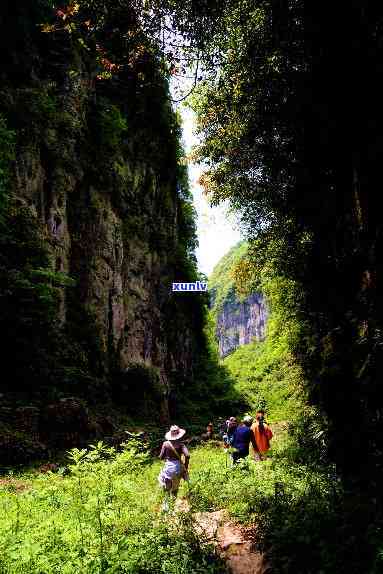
{"left": 158, "top": 425, "right": 190, "bottom": 511}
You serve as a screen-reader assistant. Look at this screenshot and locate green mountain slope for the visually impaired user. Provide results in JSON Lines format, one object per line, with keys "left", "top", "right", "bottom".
{"left": 208, "top": 240, "right": 248, "bottom": 319}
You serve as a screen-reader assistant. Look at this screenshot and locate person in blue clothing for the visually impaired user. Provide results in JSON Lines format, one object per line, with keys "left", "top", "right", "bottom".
{"left": 222, "top": 416, "right": 238, "bottom": 448}
{"left": 231, "top": 415, "right": 257, "bottom": 463}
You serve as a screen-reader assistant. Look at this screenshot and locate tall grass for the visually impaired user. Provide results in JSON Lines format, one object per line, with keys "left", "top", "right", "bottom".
{"left": 0, "top": 441, "right": 225, "bottom": 574}
{"left": 1, "top": 435, "right": 381, "bottom": 573}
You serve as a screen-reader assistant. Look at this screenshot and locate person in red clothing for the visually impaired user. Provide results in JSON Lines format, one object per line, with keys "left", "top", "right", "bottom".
{"left": 251, "top": 410, "right": 273, "bottom": 460}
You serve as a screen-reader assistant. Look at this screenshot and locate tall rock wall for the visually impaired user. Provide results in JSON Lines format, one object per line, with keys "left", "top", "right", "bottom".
{"left": 215, "top": 291, "right": 267, "bottom": 357}
{"left": 0, "top": 3, "right": 204, "bottom": 423}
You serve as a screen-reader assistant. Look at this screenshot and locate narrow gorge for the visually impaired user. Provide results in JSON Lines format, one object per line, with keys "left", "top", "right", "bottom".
{"left": 1, "top": 3, "right": 382, "bottom": 573}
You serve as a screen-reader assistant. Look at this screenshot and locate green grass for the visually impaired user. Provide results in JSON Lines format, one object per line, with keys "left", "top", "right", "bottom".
{"left": 1, "top": 429, "right": 381, "bottom": 574}
{"left": 220, "top": 310, "right": 306, "bottom": 424}
{"left": 0, "top": 429, "right": 344, "bottom": 574}
{"left": 0, "top": 441, "right": 225, "bottom": 574}
{"left": 188, "top": 439, "right": 335, "bottom": 519}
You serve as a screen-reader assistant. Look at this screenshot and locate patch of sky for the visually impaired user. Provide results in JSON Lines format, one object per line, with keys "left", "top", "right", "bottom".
{"left": 172, "top": 87, "right": 242, "bottom": 276}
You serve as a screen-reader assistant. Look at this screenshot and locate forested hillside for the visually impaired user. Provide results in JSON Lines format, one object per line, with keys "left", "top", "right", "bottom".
{"left": 209, "top": 240, "right": 307, "bottom": 455}
{"left": 209, "top": 241, "right": 267, "bottom": 357}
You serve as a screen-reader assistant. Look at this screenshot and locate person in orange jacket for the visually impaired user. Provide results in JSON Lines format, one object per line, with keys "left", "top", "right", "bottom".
{"left": 251, "top": 410, "right": 273, "bottom": 460}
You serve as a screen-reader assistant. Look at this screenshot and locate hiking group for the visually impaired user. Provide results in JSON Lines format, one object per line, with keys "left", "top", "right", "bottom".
{"left": 222, "top": 410, "right": 273, "bottom": 463}
{"left": 157, "top": 411, "right": 273, "bottom": 510}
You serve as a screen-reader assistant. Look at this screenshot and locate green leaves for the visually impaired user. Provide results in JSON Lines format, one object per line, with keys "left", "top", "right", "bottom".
{"left": 208, "top": 240, "right": 249, "bottom": 319}
{"left": 0, "top": 441, "right": 225, "bottom": 573}
{"left": 67, "top": 447, "right": 88, "bottom": 465}
{"left": 96, "top": 101, "right": 128, "bottom": 151}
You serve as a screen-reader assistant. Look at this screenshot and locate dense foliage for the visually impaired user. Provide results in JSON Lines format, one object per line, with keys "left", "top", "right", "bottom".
{"left": 3, "top": 433, "right": 381, "bottom": 574}
{"left": 178, "top": 1, "right": 383, "bottom": 571}
{"left": 189, "top": 442, "right": 383, "bottom": 574}
{"left": 187, "top": 0, "right": 383, "bottom": 486}
{"left": 1, "top": 1, "right": 383, "bottom": 571}
{"left": 208, "top": 240, "right": 248, "bottom": 320}
{"left": 182, "top": 2, "right": 383, "bottom": 567}
{"left": 0, "top": 441, "right": 226, "bottom": 573}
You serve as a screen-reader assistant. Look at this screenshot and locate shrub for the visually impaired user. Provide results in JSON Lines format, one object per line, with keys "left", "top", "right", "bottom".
{"left": 0, "top": 440, "right": 225, "bottom": 573}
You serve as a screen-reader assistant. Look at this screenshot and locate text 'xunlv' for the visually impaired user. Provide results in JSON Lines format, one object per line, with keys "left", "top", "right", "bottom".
{"left": 172, "top": 282, "right": 208, "bottom": 292}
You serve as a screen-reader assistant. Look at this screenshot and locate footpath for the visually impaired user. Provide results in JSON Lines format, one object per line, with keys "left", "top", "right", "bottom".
{"left": 175, "top": 498, "right": 270, "bottom": 574}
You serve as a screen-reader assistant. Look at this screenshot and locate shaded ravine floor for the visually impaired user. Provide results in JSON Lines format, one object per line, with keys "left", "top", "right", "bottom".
{"left": 175, "top": 499, "right": 270, "bottom": 574}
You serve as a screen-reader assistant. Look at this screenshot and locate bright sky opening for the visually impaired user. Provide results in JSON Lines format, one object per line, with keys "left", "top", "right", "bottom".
{"left": 180, "top": 106, "right": 242, "bottom": 276}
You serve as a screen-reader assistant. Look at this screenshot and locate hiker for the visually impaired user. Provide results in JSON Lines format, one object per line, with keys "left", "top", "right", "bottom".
{"left": 223, "top": 416, "right": 238, "bottom": 448}
{"left": 202, "top": 421, "right": 214, "bottom": 441}
{"left": 251, "top": 410, "right": 273, "bottom": 460}
{"left": 158, "top": 425, "right": 190, "bottom": 511}
{"left": 231, "top": 415, "right": 257, "bottom": 463}
{"left": 217, "top": 417, "right": 226, "bottom": 437}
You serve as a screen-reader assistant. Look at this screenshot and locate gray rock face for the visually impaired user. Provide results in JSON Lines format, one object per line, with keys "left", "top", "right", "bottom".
{"left": 12, "top": 124, "right": 197, "bottom": 419}
{"left": 216, "top": 292, "right": 267, "bottom": 357}
{"left": 2, "top": 31, "right": 201, "bottom": 422}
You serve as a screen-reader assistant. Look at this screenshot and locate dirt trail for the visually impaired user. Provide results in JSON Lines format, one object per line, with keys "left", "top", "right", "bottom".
{"left": 175, "top": 500, "right": 269, "bottom": 574}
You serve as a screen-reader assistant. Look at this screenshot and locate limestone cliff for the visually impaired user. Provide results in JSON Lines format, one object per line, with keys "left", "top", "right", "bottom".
{"left": 215, "top": 291, "right": 267, "bottom": 357}
{"left": 209, "top": 242, "right": 267, "bottom": 357}
{"left": 0, "top": 2, "right": 205, "bottom": 427}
